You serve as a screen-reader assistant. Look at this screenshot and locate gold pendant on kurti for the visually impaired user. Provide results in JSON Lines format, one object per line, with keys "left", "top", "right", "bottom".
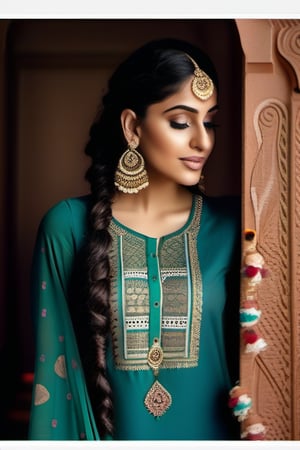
{"left": 144, "top": 380, "right": 172, "bottom": 417}
{"left": 144, "top": 342, "right": 172, "bottom": 417}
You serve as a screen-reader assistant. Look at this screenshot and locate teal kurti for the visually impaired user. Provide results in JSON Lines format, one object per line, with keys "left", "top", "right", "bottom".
{"left": 28, "top": 193, "right": 240, "bottom": 440}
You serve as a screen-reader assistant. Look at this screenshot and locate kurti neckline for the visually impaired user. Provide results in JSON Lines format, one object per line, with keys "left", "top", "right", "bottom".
{"left": 111, "top": 194, "right": 202, "bottom": 241}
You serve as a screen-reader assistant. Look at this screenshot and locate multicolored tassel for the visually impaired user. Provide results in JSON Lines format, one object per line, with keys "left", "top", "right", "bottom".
{"left": 229, "top": 229, "right": 268, "bottom": 439}
{"left": 241, "top": 413, "right": 267, "bottom": 440}
{"left": 228, "top": 386, "right": 252, "bottom": 422}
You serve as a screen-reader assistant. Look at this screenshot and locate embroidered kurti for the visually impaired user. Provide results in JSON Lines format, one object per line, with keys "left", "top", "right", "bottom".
{"left": 28, "top": 193, "right": 240, "bottom": 440}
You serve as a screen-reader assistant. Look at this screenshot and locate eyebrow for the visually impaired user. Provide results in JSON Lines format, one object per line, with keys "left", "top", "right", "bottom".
{"left": 163, "top": 104, "right": 219, "bottom": 114}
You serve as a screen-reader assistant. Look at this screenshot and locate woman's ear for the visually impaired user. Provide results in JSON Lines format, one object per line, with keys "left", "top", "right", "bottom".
{"left": 120, "top": 109, "right": 140, "bottom": 144}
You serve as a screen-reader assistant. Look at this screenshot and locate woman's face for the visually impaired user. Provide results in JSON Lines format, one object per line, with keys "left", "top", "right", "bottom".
{"left": 136, "top": 76, "right": 218, "bottom": 188}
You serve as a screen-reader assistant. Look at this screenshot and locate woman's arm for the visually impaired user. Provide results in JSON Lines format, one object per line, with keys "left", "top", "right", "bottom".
{"left": 29, "top": 200, "right": 99, "bottom": 440}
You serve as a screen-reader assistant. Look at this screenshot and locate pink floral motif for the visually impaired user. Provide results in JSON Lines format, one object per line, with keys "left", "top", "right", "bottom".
{"left": 41, "top": 281, "right": 47, "bottom": 290}
{"left": 66, "top": 392, "right": 72, "bottom": 400}
{"left": 39, "top": 354, "right": 46, "bottom": 362}
{"left": 71, "top": 359, "right": 78, "bottom": 369}
{"left": 41, "top": 247, "right": 45, "bottom": 253}
{"left": 58, "top": 335, "right": 65, "bottom": 342}
{"left": 41, "top": 309, "right": 47, "bottom": 317}
{"left": 51, "top": 419, "right": 58, "bottom": 428}
{"left": 80, "top": 432, "right": 86, "bottom": 439}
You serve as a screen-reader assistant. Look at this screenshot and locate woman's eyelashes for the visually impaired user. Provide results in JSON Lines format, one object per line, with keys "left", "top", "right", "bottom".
{"left": 204, "top": 121, "right": 220, "bottom": 129}
{"left": 170, "top": 120, "right": 191, "bottom": 129}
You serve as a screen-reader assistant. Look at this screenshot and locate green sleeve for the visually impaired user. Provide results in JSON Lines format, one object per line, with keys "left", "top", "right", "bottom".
{"left": 28, "top": 200, "right": 100, "bottom": 440}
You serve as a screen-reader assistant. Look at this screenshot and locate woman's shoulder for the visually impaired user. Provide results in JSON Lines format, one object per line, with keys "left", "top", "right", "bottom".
{"left": 39, "top": 194, "right": 91, "bottom": 239}
{"left": 201, "top": 193, "right": 241, "bottom": 218}
{"left": 198, "top": 194, "right": 241, "bottom": 254}
{"left": 200, "top": 193, "right": 241, "bottom": 237}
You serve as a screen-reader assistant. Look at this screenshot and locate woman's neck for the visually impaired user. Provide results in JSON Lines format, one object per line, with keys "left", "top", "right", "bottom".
{"left": 112, "top": 183, "right": 194, "bottom": 238}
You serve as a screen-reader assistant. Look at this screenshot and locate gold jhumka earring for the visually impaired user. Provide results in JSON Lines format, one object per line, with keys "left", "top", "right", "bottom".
{"left": 114, "top": 142, "right": 149, "bottom": 194}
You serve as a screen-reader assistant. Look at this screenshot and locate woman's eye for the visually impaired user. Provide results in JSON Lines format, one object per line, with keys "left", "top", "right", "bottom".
{"left": 204, "top": 121, "right": 219, "bottom": 129}
{"left": 170, "top": 121, "right": 190, "bottom": 130}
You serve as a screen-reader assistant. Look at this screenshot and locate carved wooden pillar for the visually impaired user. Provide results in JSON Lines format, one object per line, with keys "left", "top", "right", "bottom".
{"left": 236, "top": 19, "right": 300, "bottom": 440}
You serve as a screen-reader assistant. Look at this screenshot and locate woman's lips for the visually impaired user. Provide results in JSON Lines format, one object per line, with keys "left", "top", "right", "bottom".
{"left": 180, "top": 156, "right": 205, "bottom": 170}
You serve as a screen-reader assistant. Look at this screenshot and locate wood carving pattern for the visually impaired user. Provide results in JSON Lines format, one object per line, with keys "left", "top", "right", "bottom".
{"left": 277, "top": 20, "right": 300, "bottom": 439}
{"left": 293, "top": 104, "right": 300, "bottom": 438}
{"left": 277, "top": 23, "right": 300, "bottom": 91}
{"left": 250, "top": 99, "right": 290, "bottom": 439}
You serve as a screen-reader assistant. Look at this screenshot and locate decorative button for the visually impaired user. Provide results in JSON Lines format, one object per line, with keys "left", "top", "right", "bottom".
{"left": 147, "top": 342, "right": 163, "bottom": 371}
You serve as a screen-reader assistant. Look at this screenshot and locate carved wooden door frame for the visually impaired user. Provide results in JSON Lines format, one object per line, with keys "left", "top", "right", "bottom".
{"left": 236, "top": 19, "right": 300, "bottom": 440}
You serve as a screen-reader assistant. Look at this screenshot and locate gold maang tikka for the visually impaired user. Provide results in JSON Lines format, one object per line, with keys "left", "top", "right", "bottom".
{"left": 185, "top": 53, "right": 214, "bottom": 101}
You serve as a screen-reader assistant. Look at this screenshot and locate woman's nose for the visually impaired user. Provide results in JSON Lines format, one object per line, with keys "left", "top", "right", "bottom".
{"left": 190, "top": 124, "right": 213, "bottom": 152}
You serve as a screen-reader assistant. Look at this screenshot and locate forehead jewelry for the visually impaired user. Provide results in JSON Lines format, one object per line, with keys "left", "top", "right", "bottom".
{"left": 185, "top": 53, "right": 214, "bottom": 101}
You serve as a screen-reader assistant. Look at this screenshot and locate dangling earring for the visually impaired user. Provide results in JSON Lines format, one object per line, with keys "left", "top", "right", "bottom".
{"left": 198, "top": 174, "right": 205, "bottom": 193}
{"left": 114, "top": 142, "right": 149, "bottom": 194}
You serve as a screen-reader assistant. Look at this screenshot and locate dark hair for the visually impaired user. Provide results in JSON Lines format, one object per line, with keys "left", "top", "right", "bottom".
{"left": 82, "top": 38, "right": 218, "bottom": 438}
